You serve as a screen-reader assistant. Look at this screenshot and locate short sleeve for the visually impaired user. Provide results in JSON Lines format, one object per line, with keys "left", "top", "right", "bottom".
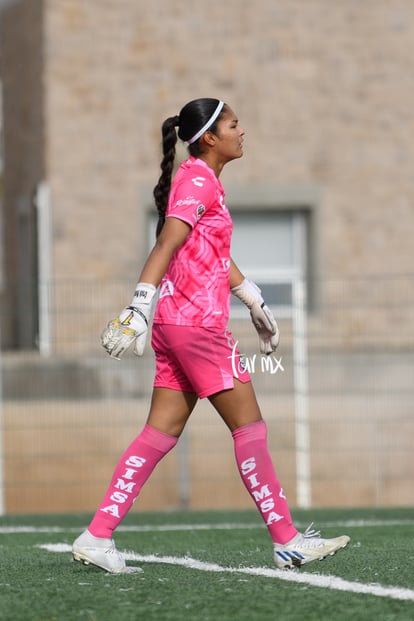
{"left": 166, "top": 173, "right": 216, "bottom": 229}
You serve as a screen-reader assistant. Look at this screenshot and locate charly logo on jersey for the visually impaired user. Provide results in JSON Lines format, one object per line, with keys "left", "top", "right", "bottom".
{"left": 219, "top": 194, "right": 227, "bottom": 210}
{"left": 159, "top": 280, "right": 174, "bottom": 298}
{"left": 191, "top": 176, "right": 206, "bottom": 187}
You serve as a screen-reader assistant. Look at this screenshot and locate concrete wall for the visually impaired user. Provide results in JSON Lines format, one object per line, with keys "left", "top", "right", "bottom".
{"left": 4, "top": 387, "right": 413, "bottom": 514}
{"left": 2, "top": 348, "right": 413, "bottom": 513}
{"left": 1, "top": 0, "right": 413, "bottom": 350}
{"left": 0, "top": 1, "right": 413, "bottom": 513}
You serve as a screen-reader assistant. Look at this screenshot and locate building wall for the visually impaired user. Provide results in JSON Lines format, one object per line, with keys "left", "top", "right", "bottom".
{"left": 0, "top": 1, "right": 413, "bottom": 512}
{"left": 1, "top": 0, "right": 413, "bottom": 350}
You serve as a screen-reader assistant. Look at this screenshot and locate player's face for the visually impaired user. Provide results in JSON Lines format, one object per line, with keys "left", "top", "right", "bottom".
{"left": 213, "top": 106, "right": 245, "bottom": 162}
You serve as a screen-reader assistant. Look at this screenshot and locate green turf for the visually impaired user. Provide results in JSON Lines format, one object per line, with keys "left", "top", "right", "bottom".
{"left": 0, "top": 508, "right": 413, "bottom": 621}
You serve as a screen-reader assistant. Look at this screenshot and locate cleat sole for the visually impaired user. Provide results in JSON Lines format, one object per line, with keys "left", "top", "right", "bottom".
{"left": 72, "top": 551, "right": 142, "bottom": 574}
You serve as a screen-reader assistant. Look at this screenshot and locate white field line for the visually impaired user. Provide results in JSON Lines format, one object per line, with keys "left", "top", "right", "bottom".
{"left": 38, "top": 543, "right": 414, "bottom": 603}
{"left": 1, "top": 518, "right": 414, "bottom": 535}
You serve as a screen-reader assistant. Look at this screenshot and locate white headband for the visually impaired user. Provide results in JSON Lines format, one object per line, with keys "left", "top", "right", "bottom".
{"left": 187, "top": 101, "right": 224, "bottom": 144}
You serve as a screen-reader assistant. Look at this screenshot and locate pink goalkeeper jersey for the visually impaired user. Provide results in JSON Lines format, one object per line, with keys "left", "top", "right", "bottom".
{"left": 153, "top": 157, "right": 232, "bottom": 329}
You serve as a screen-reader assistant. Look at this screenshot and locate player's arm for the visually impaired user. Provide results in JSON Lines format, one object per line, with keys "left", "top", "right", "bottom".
{"left": 229, "top": 256, "right": 280, "bottom": 355}
{"left": 101, "top": 217, "right": 191, "bottom": 360}
{"left": 139, "top": 216, "right": 191, "bottom": 286}
{"left": 229, "top": 257, "right": 245, "bottom": 288}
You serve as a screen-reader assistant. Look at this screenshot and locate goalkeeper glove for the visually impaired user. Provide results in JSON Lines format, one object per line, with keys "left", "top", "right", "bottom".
{"left": 101, "top": 282, "right": 157, "bottom": 359}
{"left": 231, "top": 278, "right": 280, "bottom": 355}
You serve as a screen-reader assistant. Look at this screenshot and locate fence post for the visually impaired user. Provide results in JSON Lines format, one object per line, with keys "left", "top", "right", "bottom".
{"left": 292, "top": 274, "right": 311, "bottom": 508}
{"left": 34, "top": 181, "right": 53, "bottom": 355}
{"left": 177, "top": 427, "right": 190, "bottom": 509}
{"left": 0, "top": 325, "right": 4, "bottom": 515}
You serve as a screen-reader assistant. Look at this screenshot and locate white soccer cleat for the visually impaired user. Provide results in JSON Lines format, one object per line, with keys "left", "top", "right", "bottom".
{"left": 274, "top": 523, "right": 350, "bottom": 569}
{"left": 72, "top": 530, "right": 142, "bottom": 574}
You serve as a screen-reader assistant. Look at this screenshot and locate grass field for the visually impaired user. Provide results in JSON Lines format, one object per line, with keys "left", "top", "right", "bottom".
{"left": 0, "top": 507, "right": 413, "bottom": 621}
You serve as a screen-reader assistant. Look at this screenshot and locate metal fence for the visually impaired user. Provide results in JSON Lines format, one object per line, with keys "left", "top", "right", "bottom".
{"left": 0, "top": 274, "right": 413, "bottom": 515}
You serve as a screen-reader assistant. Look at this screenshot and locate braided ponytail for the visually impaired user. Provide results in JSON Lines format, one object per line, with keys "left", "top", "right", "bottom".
{"left": 153, "top": 115, "right": 179, "bottom": 237}
{"left": 153, "top": 99, "right": 224, "bottom": 237}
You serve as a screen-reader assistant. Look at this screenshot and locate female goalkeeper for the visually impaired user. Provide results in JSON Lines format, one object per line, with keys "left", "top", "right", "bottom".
{"left": 72, "top": 98, "right": 349, "bottom": 573}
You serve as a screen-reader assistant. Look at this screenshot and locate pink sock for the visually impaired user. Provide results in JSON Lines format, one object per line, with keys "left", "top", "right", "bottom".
{"left": 232, "top": 420, "right": 297, "bottom": 544}
{"left": 88, "top": 424, "right": 178, "bottom": 538}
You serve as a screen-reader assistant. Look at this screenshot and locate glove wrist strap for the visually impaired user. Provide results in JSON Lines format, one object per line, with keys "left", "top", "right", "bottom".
{"left": 130, "top": 282, "right": 157, "bottom": 307}
{"left": 231, "top": 278, "right": 263, "bottom": 309}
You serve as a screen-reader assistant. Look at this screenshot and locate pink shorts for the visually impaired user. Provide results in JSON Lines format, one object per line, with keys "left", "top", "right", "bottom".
{"left": 151, "top": 324, "right": 251, "bottom": 399}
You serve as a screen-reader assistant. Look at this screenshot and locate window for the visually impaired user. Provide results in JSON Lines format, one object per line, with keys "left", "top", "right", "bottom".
{"left": 231, "top": 209, "right": 311, "bottom": 317}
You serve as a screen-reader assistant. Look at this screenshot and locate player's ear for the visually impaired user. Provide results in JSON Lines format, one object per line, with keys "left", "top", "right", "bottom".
{"left": 203, "top": 131, "right": 217, "bottom": 147}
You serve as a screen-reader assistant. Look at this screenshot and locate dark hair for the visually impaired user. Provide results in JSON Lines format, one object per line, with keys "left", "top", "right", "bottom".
{"left": 153, "top": 98, "right": 224, "bottom": 237}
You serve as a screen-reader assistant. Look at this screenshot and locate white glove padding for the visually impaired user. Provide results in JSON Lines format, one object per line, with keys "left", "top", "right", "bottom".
{"left": 101, "top": 283, "right": 156, "bottom": 359}
{"left": 231, "top": 278, "right": 280, "bottom": 355}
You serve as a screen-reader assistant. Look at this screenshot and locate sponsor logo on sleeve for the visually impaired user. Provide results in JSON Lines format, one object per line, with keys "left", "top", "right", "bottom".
{"left": 196, "top": 204, "right": 206, "bottom": 221}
